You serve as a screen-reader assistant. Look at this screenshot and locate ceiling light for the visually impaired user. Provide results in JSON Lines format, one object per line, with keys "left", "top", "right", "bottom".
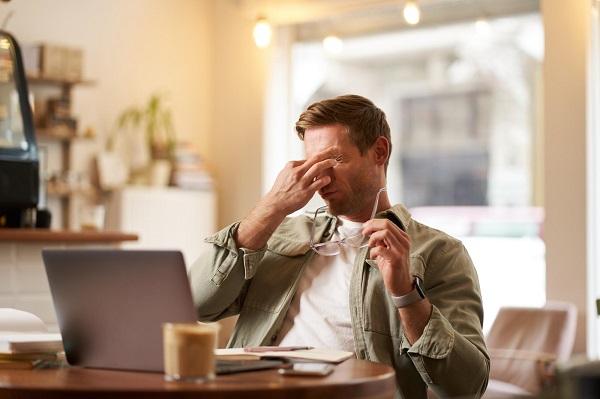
{"left": 475, "top": 18, "right": 491, "bottom": 35}
{"left": 403, "top": 1, "right": 421, "bottom": 25}
{"left": 253, "top": 18, "right": 271, "bottom": 48}
{"left": 323, "top": 35, "right": 343, "bottom": 54}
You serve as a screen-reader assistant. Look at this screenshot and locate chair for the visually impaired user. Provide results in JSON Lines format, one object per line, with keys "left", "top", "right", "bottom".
{"left": 482, "top": 301, "right": 578, "bottom": 398}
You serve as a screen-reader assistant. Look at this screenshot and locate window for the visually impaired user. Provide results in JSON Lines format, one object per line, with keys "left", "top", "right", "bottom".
{"left": 265, "top": 13, "right": 544, "bottom": 332}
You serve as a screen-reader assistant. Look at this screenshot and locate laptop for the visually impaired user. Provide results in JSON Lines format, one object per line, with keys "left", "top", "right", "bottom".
{"left": 42, "top": 249, "right": 282, "bottom": 374}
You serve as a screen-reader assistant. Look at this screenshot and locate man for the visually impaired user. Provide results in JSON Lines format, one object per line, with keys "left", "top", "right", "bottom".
{"left": 188, "top": 94, "right": 489, "bottom": 398}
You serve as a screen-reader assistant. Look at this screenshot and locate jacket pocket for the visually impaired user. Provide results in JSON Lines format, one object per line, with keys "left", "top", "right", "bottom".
{"left": 362, "top": 266, "right": 403, "bottom": 339}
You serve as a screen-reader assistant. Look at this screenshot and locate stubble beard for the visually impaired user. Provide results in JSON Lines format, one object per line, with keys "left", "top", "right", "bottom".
{"left": 326, "top": 168, "right": 380, "bottom": 221}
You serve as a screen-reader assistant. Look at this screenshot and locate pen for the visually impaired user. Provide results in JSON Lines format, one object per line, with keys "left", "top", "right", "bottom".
{"left": 243, "top": 346, "right": 313, "bottom": 353}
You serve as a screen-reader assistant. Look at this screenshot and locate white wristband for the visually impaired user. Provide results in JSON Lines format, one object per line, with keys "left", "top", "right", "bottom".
{"left": 391, "top": 277, "right": 425, "bottom": 308}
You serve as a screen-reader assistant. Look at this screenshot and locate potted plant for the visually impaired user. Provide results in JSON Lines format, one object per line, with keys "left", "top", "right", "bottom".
{"left": 107, "top": 93, "right": 176, "bottom": 186}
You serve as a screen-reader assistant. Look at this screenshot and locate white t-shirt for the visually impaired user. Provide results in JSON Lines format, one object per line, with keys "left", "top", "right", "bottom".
{"left": 276, "top": 217, "right": 365, "bottom": 353}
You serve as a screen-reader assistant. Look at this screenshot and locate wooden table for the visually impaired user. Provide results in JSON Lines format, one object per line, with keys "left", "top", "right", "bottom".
{"left": 0, "top": 359, "right": 396, "bottom": 399}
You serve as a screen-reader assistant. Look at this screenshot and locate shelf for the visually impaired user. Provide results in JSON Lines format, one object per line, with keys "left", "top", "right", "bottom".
{"left": 46, "top": 183, "right": 95, "bottom": 198}
{"left": 26, "top": 76, "right": 96, "bottom": 230}
{"left": 26, "top": 75, "right": 95, "bottom": 87}
{"left": 0, "top": 229, "right": 138, "bottom": 243}
{"left": 36, "top": 128, "right": 93, "bottom": 141}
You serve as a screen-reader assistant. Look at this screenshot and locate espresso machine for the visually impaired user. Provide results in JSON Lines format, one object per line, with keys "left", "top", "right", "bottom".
{"left": 0, "top": 30, "right": 40, "bottom": 228}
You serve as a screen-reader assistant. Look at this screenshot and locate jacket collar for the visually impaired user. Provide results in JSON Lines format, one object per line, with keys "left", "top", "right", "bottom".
{"left": 380, "top": 203, "right": 411, "bottom": 232}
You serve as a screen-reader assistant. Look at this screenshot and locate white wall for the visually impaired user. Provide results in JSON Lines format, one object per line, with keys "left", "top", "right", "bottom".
{"left": 1, "top": 0, "right": 213, "bottom": 179}
{"left": 1, "top": 0, "right": 268, "bottom": 265}
{"left": 210, "top": 1, "right": 269, "bottom": 227}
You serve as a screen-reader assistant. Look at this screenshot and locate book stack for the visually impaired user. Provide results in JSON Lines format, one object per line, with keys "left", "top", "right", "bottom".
{"left": 171, "top": 142, "right": 214, "bottom": 190}
{"left": 0, "top": 309, "right": 64, "bottom": 369}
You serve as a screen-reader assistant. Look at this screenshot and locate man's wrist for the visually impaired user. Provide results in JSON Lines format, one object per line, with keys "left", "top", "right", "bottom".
{"left": 391, "top": 277, "right": 425, "bottom": 308}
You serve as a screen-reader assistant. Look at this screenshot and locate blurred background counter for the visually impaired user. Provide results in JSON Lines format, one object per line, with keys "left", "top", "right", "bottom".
{"left": 0, "top": 229, "right": 138, "bottom": 332}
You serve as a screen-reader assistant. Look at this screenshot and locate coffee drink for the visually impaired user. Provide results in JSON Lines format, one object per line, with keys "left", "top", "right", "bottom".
{"left": 163, "top": 322, "right": 219, "bottom": 383}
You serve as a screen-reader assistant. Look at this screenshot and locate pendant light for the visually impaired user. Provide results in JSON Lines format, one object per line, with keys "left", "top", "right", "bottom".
{"left": 253, "top": 17, "right": 272, "bottom": 48}
{"left": 403, "top": 1, "right": 421, "bottom": 25}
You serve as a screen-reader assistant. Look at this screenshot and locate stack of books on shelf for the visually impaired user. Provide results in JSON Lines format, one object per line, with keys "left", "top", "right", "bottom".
{"left": 171, "top": 142, "right": 214, "bottom": 190}
{"left": 0, "top": 308, "right": 64, "bottom": 369}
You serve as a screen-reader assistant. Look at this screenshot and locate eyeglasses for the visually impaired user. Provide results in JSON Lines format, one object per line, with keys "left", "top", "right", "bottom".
{"left": 309, "top": 187, "right": 387, "bottom": 256}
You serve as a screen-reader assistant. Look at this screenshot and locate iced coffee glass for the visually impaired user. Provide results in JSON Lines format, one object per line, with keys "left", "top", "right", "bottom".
{"left": 162, "top": 322, "right": 219, "bottom": 383}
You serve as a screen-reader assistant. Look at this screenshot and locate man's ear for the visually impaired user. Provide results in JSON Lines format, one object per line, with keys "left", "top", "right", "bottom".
{"left": 373, "top": 136, "right": 390, "bottom": 166}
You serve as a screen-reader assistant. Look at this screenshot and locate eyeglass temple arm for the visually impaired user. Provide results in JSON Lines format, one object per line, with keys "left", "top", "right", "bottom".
{"left": 369, "top": 187, "right": 387, "bottom": 220}
{"left": 310, "top": 206, "right": 328, "bottom": 246}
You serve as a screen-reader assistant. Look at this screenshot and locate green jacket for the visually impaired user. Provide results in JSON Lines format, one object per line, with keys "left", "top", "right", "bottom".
{"left": 188, "top": 204, "right": 489, "bottom": 399}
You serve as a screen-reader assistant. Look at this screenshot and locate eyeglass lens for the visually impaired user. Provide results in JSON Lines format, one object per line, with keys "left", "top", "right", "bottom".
{"left": 311, "top": 187, "right": 386, "bottom": 256}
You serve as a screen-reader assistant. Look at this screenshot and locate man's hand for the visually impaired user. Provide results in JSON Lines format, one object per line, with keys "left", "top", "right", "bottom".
{"left": 235, "top": 146, "right": 338, "bottom": 250}
{"left": 363, "top": 218, "right": 432, "bottom": 344}
{"left": 362, "top": 219, "right": 413, "bottom": 296}
{"left": 263, "top": 146, "right": 338, "bottom": 215}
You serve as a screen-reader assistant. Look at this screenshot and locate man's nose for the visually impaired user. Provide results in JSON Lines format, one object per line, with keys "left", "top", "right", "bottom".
{"left": 316, "top": 167, "right": 334, "bottom": 183}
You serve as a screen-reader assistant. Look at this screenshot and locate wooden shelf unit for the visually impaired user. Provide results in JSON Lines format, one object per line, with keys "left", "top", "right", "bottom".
{"left": 28, "top": 75, "right": 95, "bottom": 229}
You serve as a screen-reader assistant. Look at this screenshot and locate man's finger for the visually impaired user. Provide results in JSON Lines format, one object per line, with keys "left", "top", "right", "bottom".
{"left": 305, "top": 158, "right": 337, "bottom": 183}
{"left": 300, "top": 146, "right": 338, "bottom": 172}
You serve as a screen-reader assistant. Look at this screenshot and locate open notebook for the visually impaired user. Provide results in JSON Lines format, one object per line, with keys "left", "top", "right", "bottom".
{"left": 42, "top": 249, "right": 282, "bottom": 374}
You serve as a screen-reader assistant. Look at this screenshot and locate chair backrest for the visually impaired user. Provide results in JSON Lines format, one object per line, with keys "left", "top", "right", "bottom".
{"left": 485, "top": 301, "right": 578, "bottom": 394}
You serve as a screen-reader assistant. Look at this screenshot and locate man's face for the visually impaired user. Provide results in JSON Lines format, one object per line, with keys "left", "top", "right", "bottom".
{"left": 304, "top": 123, "right": 379, "bottom": 222}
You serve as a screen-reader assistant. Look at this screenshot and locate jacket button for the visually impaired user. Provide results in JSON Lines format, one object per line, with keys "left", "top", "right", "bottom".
{"left": 323, "top": 232, "right": 330, "bottom": 238}
{"left": 271, "top": 335, "right": 277, "bottom": 343}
